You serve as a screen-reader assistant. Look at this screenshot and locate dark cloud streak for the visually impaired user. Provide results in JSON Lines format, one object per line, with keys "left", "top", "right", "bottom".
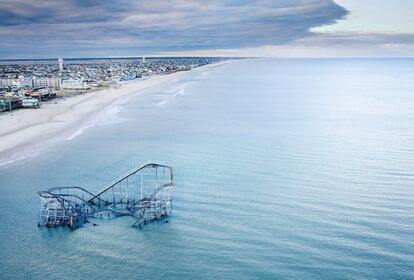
{"left": 0, "top": 0, "right": 348, "bottom": 57}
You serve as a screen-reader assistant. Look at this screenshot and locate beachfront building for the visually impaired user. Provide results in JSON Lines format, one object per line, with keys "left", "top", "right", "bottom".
{"left": 20, "top": 77, "right": 33, "bottom": 88}
{"left": 60, "top": 79, "right": 90, "bottom": 90}
{"left": 32, "top": 78, "right": 61, "bottom": 89}
{"left": 0, "top": 78, "right": 21, "bottom": 87}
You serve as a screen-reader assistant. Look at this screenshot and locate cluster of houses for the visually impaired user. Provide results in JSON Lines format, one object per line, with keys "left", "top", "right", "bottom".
{"left": 0, "top": 57, "right": 217, "bottom": 112}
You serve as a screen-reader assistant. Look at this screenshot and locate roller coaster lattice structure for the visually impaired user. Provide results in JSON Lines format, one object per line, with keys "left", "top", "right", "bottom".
{"left": 37, "top": 162, "right": 174, "bottom": 229}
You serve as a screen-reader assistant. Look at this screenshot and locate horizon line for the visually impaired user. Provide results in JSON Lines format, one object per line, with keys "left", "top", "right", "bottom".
{"left": 1, "top": 56, "right": 413, "bottom": 62}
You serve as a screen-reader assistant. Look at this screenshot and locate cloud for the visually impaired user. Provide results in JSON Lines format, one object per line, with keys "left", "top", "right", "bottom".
{"left": 297, "top": 32, "right": 414, "bottom": 47}
{"left": 0, "top": 0, "right": 348, "bottom": 57}
{"left": 158, "top": 32, "right": 414, "bottom": 58}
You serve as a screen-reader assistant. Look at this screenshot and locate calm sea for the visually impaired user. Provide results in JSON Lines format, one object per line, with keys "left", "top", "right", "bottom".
{"left": 0, "top": 59, "right": 413, "bottom": 279}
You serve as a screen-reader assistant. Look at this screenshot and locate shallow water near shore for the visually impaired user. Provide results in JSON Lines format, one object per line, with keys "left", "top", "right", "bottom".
{"left": 1, "top": 58, "right": 414, "bottom": 279}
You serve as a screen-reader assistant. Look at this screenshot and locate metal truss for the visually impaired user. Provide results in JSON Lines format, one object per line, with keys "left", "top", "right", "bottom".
{"left": 37, "top": 162, "right": 174, "bottom": 229}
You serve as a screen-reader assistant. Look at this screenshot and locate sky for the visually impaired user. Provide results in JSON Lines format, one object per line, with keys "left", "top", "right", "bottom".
{"left": 0, "top": 0, "right": 413, "bottom": 58}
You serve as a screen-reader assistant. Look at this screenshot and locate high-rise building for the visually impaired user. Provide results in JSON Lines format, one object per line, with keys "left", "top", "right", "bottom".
{"left": 142, "top": 56, "right": 146, "bottom": 63}
{"left": 58, "top": 58, "right": 63, "bottom": 72}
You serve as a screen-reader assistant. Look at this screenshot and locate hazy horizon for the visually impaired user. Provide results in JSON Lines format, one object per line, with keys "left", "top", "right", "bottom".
{"left": 1, "top": 56, "right": 414, "bottom": 62}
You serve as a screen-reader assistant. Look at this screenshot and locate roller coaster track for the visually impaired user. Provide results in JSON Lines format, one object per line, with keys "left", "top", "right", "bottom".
{"left": 37, "top": 162, "right": 174, "bottom": 229}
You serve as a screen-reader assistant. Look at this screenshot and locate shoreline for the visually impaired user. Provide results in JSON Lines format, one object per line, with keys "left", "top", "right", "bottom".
{"left": 0, "top": 61, "right": 232, "bottom": 167}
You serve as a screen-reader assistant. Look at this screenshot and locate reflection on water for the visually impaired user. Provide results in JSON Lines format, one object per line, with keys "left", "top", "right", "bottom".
{"left": 0, "top": 59, "right": 413, "bottom": 279}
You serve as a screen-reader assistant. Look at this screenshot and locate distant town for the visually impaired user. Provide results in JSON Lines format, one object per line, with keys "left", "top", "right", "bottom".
{"left": 0, "top": 57, "right": 223, "bottom": 111}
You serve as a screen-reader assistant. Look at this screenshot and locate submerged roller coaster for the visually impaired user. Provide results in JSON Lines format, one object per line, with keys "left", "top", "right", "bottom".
{"left": 37, "top": 162, "right": 174, "bottom": 229}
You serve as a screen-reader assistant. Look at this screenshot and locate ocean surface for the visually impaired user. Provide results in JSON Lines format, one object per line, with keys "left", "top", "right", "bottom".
{"left": 0, "top": 59, "right": 413, "bottom": 279}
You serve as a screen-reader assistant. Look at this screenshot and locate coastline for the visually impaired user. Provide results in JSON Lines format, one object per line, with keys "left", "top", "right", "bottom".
{"left": 0, "top": 61, "right": 232, "bottom": 166}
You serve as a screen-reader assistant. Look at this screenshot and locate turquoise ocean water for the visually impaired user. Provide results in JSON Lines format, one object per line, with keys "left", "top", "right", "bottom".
{"left": 0, "top": 59, "right": 413, "bottom": 279}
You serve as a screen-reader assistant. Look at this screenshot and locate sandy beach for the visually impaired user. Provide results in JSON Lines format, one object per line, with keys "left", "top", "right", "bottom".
{"left": 0, "top": 64, "right": 220, "bottom": 166}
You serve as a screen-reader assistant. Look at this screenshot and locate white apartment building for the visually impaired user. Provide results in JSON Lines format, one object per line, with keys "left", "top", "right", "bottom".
{"left": 0, "top": 79, "right": 21, "bottom": 87}
{"left": 32, "top": 78, "right": 61, "bottom": 89}
{"left": 60, "top": 79, "right": 90, "bottom": 90}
